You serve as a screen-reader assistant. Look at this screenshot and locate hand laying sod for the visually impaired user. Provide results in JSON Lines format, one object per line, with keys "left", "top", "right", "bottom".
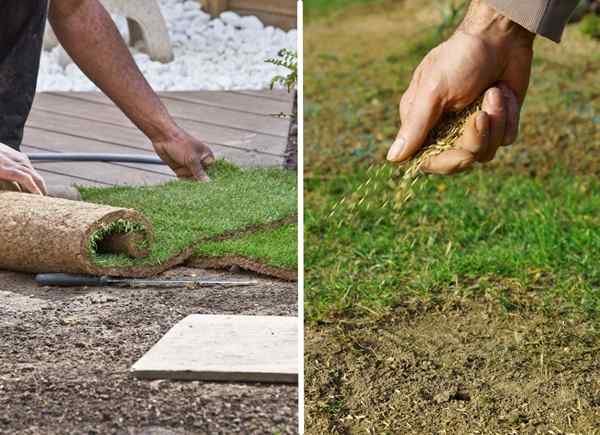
{"left": 0, "top": 143, "right": 47, "bottom": 195}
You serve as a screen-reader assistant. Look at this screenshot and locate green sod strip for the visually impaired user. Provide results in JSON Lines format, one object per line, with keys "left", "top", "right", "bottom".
{"left": 80, "top": 161, "right": 297, "bottom": 268}
{"left": 194, "top": 224, "right": 298, "bottom": 270}
{"left": 306, "top": 170, "right": 600, "bottom": 319}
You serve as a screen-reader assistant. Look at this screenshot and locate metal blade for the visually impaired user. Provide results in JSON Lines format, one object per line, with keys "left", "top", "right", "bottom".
{"left": 110, "top": 279, "right": 258, "bottom": 288}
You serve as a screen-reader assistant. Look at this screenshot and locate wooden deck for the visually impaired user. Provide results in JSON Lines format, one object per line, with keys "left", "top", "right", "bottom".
{"left": 23, "top": 90, "right": 294, "bottom": 187}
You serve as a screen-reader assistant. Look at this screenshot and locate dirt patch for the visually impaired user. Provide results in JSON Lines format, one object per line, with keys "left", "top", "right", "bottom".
{"left": 0, "top": 267, "right": 298, "bottom": 434}
{"left": 305, "top": 300, "right": 600, "bottom": 434}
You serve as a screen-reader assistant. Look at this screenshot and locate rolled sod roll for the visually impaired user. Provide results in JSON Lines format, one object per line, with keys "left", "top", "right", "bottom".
{"left": 0, "top": 192, "right": 154, "bottom": 276}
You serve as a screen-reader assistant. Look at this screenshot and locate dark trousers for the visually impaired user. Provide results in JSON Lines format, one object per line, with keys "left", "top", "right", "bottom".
{"left": 0, "top": 0, "right": 48, "bottom": 150}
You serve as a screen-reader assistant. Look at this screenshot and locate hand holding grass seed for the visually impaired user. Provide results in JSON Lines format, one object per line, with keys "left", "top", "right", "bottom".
{"left": 387, "top": 0, "right": 535, "bottom": 175}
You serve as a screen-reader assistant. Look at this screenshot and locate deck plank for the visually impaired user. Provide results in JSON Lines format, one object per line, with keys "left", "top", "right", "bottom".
{"left": 22, "top": 130, "right": 176, "bottom": 176}
{"left": 25, "top": 90, "right": 292, "bottom": 187}
{"left": 27, "top": 110, "right": 286, "bottom": 157}
{"left": 35, "top": 93, "right": 290, "bottom": 138}
{"left": 33, "top": 161, "right": 174, "bottom": 186}
{"left": 233, "top": 90, "right": 292, "bottom": 102}
{"left": 33, "top": 169, "right": 108, "bottom": 187}
{"left": 55, "top": 91, "right": 293, "bottom": 116}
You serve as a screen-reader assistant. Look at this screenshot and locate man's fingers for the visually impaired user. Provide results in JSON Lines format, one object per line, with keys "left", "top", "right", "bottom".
{"left": 399, "top": 78, "right": 418, "bottom": 122}
{"left": 421, "top": 148, "right": 475, "bottom": 175}
{"left": 188, "top": 157, "right": 211, "bottom": 182}
{"left": 200, "top": 151, "right": 216, "bottom": 168}
{"left": 457, "top": 111, "right": 489, "bottom": 158}
{"left": 421, "top": 110, "right": 491, "bottom": 174}
{"left": 31, "top": 169, "right": 48, "bottom": 195}
{"left": 3, "top": 168, "right": 44, "bottom": 195}
{"left": 388, "top": 89, "right": 443, "bottom": 163}
{"left": 498, "top": 82, "right": 520, "bottom": 146}
{"left": 480, "top": 87, "right": 506, "bottom": 162}
{"left": 14, "top": 159, "right": 48, "bottom": 195}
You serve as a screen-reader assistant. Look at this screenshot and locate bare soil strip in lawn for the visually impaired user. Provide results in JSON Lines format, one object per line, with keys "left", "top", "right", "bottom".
{"left": 306, "top": 298, "right": 600, "bottom": 434}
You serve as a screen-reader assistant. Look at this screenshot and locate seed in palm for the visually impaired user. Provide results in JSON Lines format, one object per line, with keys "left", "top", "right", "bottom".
{"left": 330, "top": 97, "right": 483, "bottom": 222}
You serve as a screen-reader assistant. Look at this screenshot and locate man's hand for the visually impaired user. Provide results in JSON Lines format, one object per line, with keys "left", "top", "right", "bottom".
{"left": 387, "top": 0, "right": 535, "bottom": 174}
{"left": 0, "top": 143, "right": 47, "bottom": 195}
{"left": 152, "top": 130, "right": 216, "bottom": 182}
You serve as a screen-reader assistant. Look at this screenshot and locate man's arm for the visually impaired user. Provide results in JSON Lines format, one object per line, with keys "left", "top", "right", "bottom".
{"left": 49, "top": 0, "right": 215, "bottom": 181}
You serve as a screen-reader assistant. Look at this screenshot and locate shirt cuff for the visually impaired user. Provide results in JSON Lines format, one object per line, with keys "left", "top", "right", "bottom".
{"left": 483, "top": 0, "right": 579, "bottom": 42}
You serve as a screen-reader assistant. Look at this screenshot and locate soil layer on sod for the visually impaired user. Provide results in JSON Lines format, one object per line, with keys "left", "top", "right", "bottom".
{"left": 189, "top": 224, "right": 298, "bottom": 281}
{"left": 0, "top": 162, "right": 297, "bottom": 278}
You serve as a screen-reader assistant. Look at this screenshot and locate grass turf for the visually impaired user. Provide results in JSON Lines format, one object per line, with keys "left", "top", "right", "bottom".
{"left": 80, "top": 161, "right": 297, "bottom": 268}
{"left": 304, "top": 0, "right": 600, "bottom": 321}
{"left": 194, "top": 224, "right": 298, "bottom": 270}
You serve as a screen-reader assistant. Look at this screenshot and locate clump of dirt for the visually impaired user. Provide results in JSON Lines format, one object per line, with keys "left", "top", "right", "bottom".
{"left": 305, "top": 299, "right": 600, "bottom": 434}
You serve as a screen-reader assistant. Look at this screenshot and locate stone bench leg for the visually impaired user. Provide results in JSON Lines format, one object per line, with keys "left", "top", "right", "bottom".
{"left": 44, "top": 0, "right": 174, "bottom": 63}
{"left": 200, "top": 0, "right": 229, "bottom": 16}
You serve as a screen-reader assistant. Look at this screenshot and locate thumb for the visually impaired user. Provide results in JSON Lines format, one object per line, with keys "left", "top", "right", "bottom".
{"left": 387, "top": 92, "right": 443, "bottom": 163}
{"left": 189, "top": 157, "right": 211, "bottom": 182}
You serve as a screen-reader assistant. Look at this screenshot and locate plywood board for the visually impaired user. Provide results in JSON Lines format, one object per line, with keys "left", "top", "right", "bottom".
{"left": 131, "top": 315, "right": 298, "bottom": 384}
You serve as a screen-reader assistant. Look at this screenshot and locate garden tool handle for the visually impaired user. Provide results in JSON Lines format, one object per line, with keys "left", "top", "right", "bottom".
{"left": 35, "top": 273, "right": 109, "bottom": 287}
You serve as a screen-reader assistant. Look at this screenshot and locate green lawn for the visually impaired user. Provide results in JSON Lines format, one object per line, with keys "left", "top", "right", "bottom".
{"left": 80, "top": 161, "right": 297, "bottom": 269}
{"left": 307, "top": 170, "right": 600, "bottom": 318}
{"left": 304, "top": 0, "right": 600, "bottom": 321}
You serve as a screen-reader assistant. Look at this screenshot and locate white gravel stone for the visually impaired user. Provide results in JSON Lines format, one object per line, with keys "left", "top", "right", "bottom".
{"left": 37, "top": 0, "right": 297, "bottom": 92}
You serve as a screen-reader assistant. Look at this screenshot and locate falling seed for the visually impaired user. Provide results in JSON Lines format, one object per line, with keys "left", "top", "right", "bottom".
{"left": 327, "top": 97, "right": 482, "bottom": 224}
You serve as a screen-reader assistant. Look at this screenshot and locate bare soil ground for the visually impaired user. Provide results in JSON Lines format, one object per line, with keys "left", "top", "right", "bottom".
{"left": 305, "top": 299, "right": 600, "bottom": 434}
{"left": 0, "top": 267, "right": 298, "bottom": 435}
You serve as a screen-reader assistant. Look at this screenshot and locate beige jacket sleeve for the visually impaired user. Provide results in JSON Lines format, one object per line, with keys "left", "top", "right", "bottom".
{"left": 484, "top": 0, "right": 579, "bottom": 42}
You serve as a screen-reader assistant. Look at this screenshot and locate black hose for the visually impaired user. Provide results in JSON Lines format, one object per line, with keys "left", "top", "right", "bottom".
{"left": 27, "top": 153, "right": 166, "bottom": 165}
